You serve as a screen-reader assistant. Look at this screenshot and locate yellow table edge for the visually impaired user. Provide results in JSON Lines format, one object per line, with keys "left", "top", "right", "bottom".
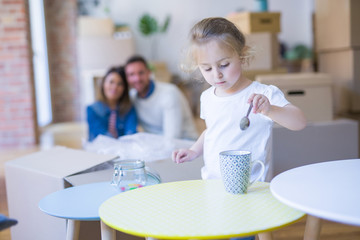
{"left": 99, "top": 180, "right": 306, "bottom": 239}
{"left": 101, "top": 215, "right": 306, "bottom": 239}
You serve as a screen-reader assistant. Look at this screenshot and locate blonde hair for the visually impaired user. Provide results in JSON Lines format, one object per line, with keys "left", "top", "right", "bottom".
{"left": 181, "top": 17, "right": 254, "bottom": 74}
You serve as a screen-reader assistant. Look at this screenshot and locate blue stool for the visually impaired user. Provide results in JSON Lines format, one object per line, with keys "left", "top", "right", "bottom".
{"left": 0, "top": 214, "right": 17, "bottom": 231}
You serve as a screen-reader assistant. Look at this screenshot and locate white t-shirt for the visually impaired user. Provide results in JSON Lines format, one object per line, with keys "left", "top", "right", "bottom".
{"left": 200, "top": 81, "right": 290, "bottom": 180}
{"left": 131, "top": 81, "right": 198, "bottom": 140}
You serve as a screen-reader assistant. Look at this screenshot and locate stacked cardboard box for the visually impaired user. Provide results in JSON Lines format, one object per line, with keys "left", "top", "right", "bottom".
{"left": 150, "top": 61, "right": 173, "bottom": 83}
{"left": 315, "top": 0, "right": 360, "bottom": 114}
{"left": 77, "top": 17, "right": 135, "bottom": 70}
{"left": 227, "top": 11, "right": 287, "bottom": 80}
{"left": 256, "top": 73, "right": 333, "bottom": 122}
{"left": 78, "top": 17, "right": 114, "bottom": 37}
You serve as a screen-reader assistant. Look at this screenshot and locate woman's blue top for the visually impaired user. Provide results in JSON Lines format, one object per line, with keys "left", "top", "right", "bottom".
{"left": 86, "top": 101, "right": 137, "bottom": 141}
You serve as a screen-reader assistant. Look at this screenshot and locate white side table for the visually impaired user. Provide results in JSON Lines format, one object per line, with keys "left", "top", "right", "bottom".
{"left": 270, "top": 159, "right": 360, "bottom": 239}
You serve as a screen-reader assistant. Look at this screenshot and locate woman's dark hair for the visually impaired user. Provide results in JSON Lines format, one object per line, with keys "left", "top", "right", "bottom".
{"left": 99, "top": 66, "right": 132, "bottom": 116}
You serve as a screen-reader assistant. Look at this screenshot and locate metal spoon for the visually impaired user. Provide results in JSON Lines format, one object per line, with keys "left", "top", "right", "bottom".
{"left": 240, "top": 103, "right": 253, "bottom": 131}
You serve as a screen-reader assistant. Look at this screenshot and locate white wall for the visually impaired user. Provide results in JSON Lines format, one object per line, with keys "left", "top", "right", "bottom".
{"left": 88, "top": 0, "right": 314, "bottom": 75}
{"left": 270, "top": 0, "right": 314, "bottom": 49}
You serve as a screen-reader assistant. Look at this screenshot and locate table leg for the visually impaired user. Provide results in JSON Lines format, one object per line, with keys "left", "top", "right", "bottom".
{"left": 101, "top": 220, "right": 116, "bottom": 240}
{"left": 304, "top": 215, "right": 322, "bottom": 240}
{"left": 66, "top": 219, "right": 80, "bottom": 240}
{"left": 258, "top": 232, "right": 273, "bottom": 240}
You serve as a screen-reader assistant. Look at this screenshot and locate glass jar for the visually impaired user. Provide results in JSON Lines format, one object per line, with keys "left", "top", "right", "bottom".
{"left": 111, "top": 159, "right": 147, "bottom": 192}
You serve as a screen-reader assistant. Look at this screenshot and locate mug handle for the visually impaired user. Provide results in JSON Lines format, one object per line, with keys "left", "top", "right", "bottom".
{"left": 249, "top": 160, "right": 265, "bottom": 186}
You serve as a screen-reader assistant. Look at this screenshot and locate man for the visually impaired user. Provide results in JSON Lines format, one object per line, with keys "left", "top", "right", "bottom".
{"left": 125, "top": 55, "right": 198, "bottom": 140}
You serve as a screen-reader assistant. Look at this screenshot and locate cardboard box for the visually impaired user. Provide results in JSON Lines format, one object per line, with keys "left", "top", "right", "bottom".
{"left": 245, "top": 32, "right": 280, "bottom": 70}
{"left": 256, "top": 73, "right": 333, "bottom": 122}
{"left": 243, "top": 68, "right": 288, "bottom": 81}
{"left": 315, "top": 0, "right": 360, "bottom": 51}
{"left": 272, "top": 119, "right": 359, "bottom": 177}
{"left": 318, "top": 48, "right": 360, "bottom": 113}
{"left": 150, "top": 61, "right": 172, "bottom": 82}
{"left": 5, "top": 147, "right": 117, "bottom": 240}
{"left": 227, "top": 11, "right": 281, "bottom": 34}
{"left": 78, "top": 17, "right": 114, "bottom": 37}
{"left": 77, "top": 36, "right": 135, "bottom": 70}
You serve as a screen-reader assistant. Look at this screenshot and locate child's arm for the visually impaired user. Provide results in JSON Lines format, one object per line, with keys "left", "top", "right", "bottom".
{"left": 172, "top": 130, "right": 205, "bottom": 163}
{"left": 249, "top": 93, "right": 306, "bottom": 131}
{"left": 266, "top": 104, "right": 307, "bottom": 130}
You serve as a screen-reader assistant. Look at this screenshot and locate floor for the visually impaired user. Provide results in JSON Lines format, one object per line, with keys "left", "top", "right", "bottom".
{"left": 1, "top": 121, "right": 360, "bottom": 239}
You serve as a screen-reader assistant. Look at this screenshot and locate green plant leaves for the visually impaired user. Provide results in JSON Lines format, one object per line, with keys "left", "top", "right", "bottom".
{"left": 285, "top": 44, "right": 313, "bottom": 60}
{"left": 139, "top": 14, "right": 158, "bottom": 36}
{"left": 160, "top": 15, "right": 171, "bottom": 33}
{"left": 138, "top": 13, "right": 171, "bottom": 36}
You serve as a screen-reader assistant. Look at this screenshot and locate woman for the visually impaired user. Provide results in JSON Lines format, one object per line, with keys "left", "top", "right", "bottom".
{"left": 87, "top": 66, "right": 137, "bottom": 141}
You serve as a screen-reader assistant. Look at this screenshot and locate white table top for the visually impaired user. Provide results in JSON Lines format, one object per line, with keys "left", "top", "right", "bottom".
{"left": 270, "top": 159, "right": 360, "bottom": 226}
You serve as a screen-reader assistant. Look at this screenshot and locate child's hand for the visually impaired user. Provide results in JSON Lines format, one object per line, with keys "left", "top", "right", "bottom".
{"left": 172, "top": 149, "right": 198, "bottom": 164}
{"left": 248, "top": 93, "right": 271, "bottom": 116}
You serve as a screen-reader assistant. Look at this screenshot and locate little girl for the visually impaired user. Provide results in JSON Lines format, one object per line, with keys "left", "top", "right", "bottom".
{"left": 172, "top": 17, "right": 306, "bottom": 240}
{"left": 173, "top": 17, "right": 306, "bottom": 182}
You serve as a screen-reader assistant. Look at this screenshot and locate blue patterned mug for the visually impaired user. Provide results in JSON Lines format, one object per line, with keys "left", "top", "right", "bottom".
{"left": 219, "top": 150, "right": 265, "bottom": 194}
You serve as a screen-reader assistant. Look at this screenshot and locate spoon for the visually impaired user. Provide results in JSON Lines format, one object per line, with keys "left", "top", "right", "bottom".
{"left": 240, "top": 103, "right": 253, "bottom": 131}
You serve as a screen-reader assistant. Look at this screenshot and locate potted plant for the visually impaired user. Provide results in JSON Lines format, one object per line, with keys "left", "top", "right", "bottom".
{"left": 138, "top": 13, "right": 171, "bottom": 60}
{"left": 283, "top": 44, "right": 314, "bottom": 72}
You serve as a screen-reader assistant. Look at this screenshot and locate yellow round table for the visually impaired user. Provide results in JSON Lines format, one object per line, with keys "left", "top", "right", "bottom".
{"left": 99, "top": 180, "right": 304, "bottom": 239}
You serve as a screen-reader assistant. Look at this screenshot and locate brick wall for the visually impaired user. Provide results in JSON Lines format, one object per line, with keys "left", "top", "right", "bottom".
{"left": 0, "top": 0, "right": 37, "bottom": 149}
{"left": 44, "top": 0, "right": 80, "bottom": 123}
{"left": 0, "top": 0, "right": 79, "bottom": 150}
